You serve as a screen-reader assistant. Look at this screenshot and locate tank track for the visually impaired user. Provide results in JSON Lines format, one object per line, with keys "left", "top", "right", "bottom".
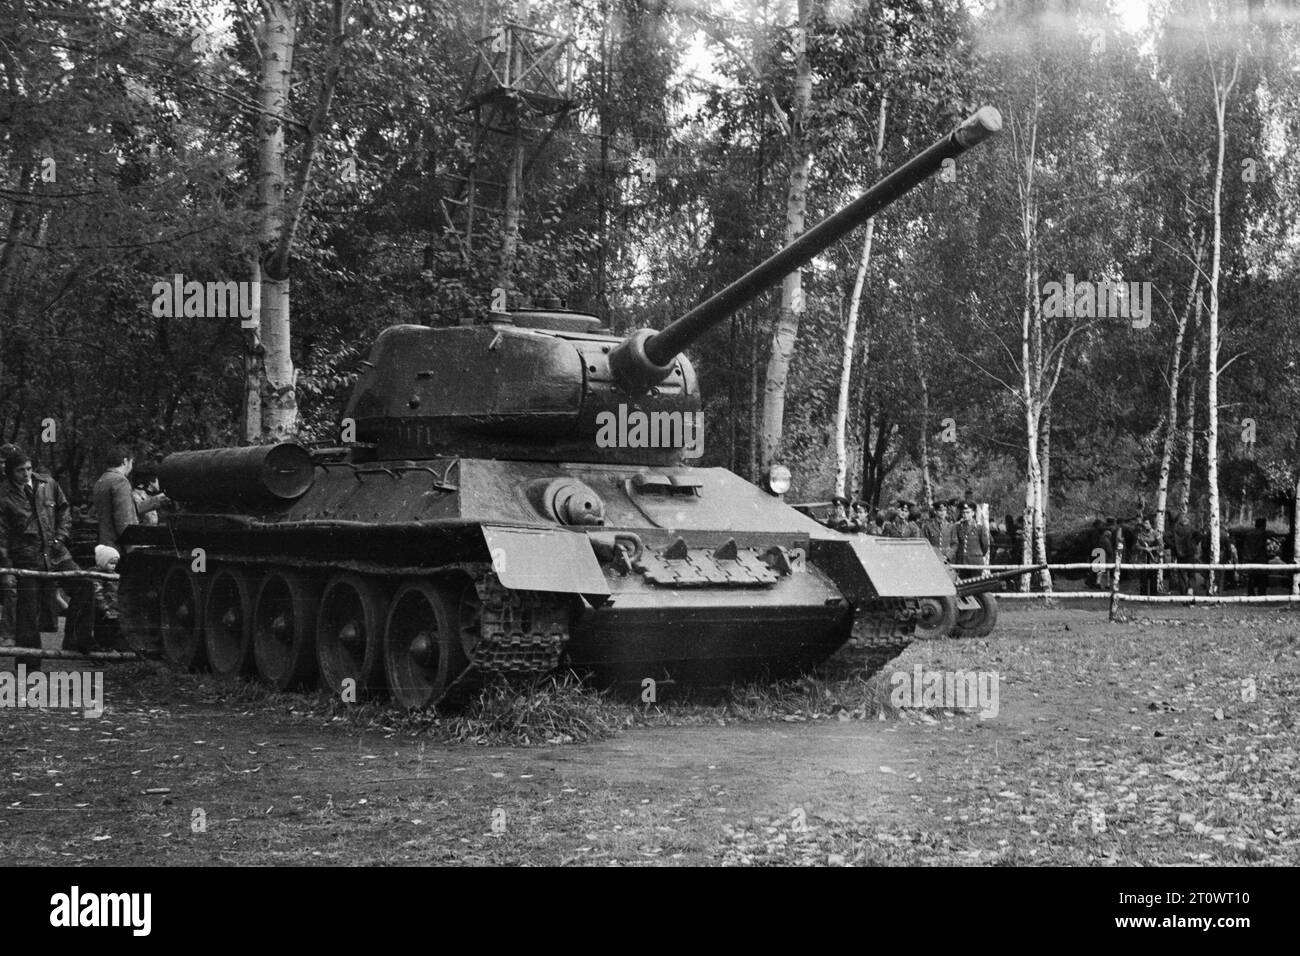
{"left": 121, "top": 549, "right": 917, "bottom": 706}
{"left": 438, "top": 573, "right": 572, "bottom": 710}
{"left": 848, "top": 597, "right": 919, "bottom": 674}
{"left": 119, "top": 551, "right": 574, "bottom": 707}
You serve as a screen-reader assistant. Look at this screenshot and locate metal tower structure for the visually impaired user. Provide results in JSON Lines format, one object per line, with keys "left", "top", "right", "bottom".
{"left": 438, "top": 3, "right": 577, "bottom": 310}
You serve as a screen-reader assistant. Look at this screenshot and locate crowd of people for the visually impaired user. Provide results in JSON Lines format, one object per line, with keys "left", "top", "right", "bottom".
{"left": 1087, "top": 511, "right": 1282, "bottom": 597}
{"left": 0, "top": 443, "right": 168, "bottom": 652}
{"left": 819, "top": 496, "right": 993, "bottom": 572}
{"left": 817, "top": 495, "right": 1287, "bottom": 596}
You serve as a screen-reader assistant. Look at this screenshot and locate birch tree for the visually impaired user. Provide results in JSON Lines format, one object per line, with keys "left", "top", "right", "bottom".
{"left": 760, "top": 0, "right": 813, "bottom": 470}
{"left": 833, "top": 93, "right": 887, "bottom": 498}
{"left": 1202, "top": 39, "right": 1240, "bottom": 582}
{"left": 1153, "top": 227, "right": 1204, "bottom": 560}
{"left": 246, "top": 0, "right": 349, "bottom": 442}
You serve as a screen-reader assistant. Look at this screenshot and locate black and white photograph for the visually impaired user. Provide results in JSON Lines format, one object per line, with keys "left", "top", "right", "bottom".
{"left": 0, "top": 0, "right": 1296, "bottom": 903}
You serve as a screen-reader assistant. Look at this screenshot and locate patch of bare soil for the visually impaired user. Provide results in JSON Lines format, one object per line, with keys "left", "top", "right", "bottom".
{"left": 1, "top": 604, "right": 1296, "bottom": 865}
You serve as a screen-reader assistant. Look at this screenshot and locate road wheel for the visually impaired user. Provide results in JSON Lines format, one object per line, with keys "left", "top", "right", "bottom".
{"left": 384, "top": 579, "right": 468, "bottom": 709}
{"left": 316, "top": 572, "right": 387, "bottom": 699}
{"left": 160, "top": 563, "right": 206, "bottom": 670}
{"left": 253, "top": 569, "right": 320, "bottom": 690}
{"left": 952, "top": 592, "right": 999, "bottom": 639}
{"left": 912, "top": 595, "right": 958, "bottom": 640}
{"left": 204, "top": 567, "right": 255, "bottom": 679}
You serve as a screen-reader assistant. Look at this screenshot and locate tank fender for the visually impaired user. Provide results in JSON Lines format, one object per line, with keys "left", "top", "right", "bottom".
{"left": 482, "top": 525, "right": 611, "bottom": 597}
{"left": 810, "top": 536, "right": 956, "bottom": 602}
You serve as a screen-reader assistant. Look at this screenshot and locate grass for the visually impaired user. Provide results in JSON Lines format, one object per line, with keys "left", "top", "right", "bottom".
{"left": 107, "top": 644, "right": 911, "bottom": 747}
{"left": 6, "top": 605, "right": 1296, "bottom": 865}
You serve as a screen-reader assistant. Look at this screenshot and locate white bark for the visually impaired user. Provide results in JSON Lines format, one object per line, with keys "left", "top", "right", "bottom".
{"left": 260, "top": 276, "right": 295, "bottom": 441}
{"left": 255, "top": 4, "right": 294, "bottom": 248}
{"left": 1292, "top": 473, "right": 1300, "bottom": 597}
{"left": 1015, "top": 101, "right": 1051, "bottom": 591}
{"left": 252, "top": 1, "right": 297, "bottom": 442}
{"left": 911, "top": 312, "right": 933, "bottom": 506}
{"left": 1177, "top": 293, "right": 1203, "bottom": 518}
{"left": 1154, "top": 236, "right": 1204, "bottom": 584}
{"left": 243, "top": 260, "right": 264, "bottom": 444}
{"left": 1039, "top": 402, "right": 1049, "bottom": 521}
{"left": 760, "top": 0, "right": 812, "bottom": 470}
{"left": 1205, "top": 49, "right": 1240, "bottom": 585}
{"left": 832, "top": 93, "right": 887, "bottom": 498}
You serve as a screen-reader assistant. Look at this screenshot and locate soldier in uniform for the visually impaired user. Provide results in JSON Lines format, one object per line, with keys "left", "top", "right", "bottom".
{"left": 921, "top": 501, "right": 952, "bottom": 557}
{"left": 1133, "top": 517, "right": 1162, "bottom": 597}
{"left": 826, "top": 495, "right": 851, "bottom": 531}
{"left": 849, "top": 501, "right": 870, "bottom": 533}
{"left": 953, "top": 501, "right": 990, "bottom": 578}
{"left": 895, "top": 499, "right": 920, "bottom": 537}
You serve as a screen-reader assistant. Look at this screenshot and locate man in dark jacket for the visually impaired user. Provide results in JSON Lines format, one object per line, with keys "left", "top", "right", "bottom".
{"left": 0, "top": 452, "right": 94, "bottom": 651}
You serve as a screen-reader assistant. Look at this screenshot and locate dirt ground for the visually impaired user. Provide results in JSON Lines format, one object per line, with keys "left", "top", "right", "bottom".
{"left": 2, "top": 602, "right": 1297, "bottom": 866}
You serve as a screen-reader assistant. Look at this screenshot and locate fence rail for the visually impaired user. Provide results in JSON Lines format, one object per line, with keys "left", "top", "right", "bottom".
{"left": 0, "top": 567, "right": 120, "bottom": 581}
{"left": 951, "top": 560, "right": 1300, "bottom": 618}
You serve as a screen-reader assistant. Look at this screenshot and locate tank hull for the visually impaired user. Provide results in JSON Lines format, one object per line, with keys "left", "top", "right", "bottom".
{"left": 119, "top": 455, "right": 949, "bottom": 706}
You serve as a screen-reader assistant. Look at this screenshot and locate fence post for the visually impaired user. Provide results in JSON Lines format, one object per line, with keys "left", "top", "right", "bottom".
{"left": 1292, "top": 474, "right": 1300, "bottom": 598}
{"left": 1109, "top": 535, "right": 1124, "bottom": 621}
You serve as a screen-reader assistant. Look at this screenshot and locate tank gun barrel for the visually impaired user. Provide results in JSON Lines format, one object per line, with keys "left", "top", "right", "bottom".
{"left": 610, "top": 106, "right": 1002, "bottom": 389}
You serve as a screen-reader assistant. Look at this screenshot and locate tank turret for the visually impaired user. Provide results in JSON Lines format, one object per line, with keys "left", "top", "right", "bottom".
{"left": 344, "top": 107, "right": 1002, "bottom": 465}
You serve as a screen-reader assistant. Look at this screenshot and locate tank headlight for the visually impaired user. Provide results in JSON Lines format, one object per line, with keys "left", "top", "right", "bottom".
{"left": 766, "top": 464, "right": 791, "bottom": 497}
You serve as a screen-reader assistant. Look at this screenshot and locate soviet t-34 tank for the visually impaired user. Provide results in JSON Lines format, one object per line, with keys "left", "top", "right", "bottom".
{"left": 119, "top": 107, "right": 1005, "bottom": 709}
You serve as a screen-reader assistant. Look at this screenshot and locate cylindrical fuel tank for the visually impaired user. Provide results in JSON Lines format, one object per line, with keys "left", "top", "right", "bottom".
{"left": 158, "top": 442, "right": 314, "bottom": 504}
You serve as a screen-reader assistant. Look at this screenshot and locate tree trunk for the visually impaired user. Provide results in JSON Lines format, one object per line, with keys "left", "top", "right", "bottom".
{"left": 1039, "top": 401, "right": 1050, "bottom": 521}
{"left": 1016, "top": 102, "right": 1051, "bottom": 592}
{"left": 749, "top": 321, "right": 760, "bottom": 482}
{"left": 0, "top": 163, "right": 34, "bottom": 330}
{"left": 832, "top": 93, "right": 887, "bottom": 498}
{"left": 834, "top": 225, "right": 876, "bottom": 498}
{"left": 911, "top": 313, "right": 933, "bottom": 507}
{"left": 252, "top": 1, "right": 297, "bottom": 442}
{"left": 497, "top": 127, "right": 525, "bottom": 294}
{"left": 759, "top": 0, "right": 812, "bottom": 470}
{"left": 1292, "top": 472, "right": 1300, "bottom": 598}
{"left": 1153, "top": 236, "right": 1204, "bottom": 585}
{"left": 260, "top": 276, "right": 295, "bottom": 440}
{"left": 1178, "top": 293, "right": 1203, "bottom": 517}
{"left": 242, "top": 260, "right": 264, "bottom": 444}
{"left": 1205, "top": 52, "right": 1239, "bottom": 584}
